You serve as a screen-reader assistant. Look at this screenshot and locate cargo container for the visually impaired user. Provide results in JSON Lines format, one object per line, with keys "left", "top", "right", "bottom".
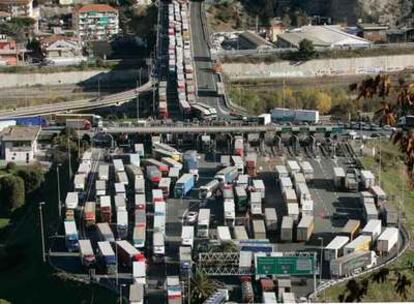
{"left": 113, "top": 159, "right": 125, "bottom": 172}
{"left": 324, "top": 236, "right": 350, "bottom": 261}
{"left": 159, "top": 177, "right": 172, "bottom": 198}
{"left": 114, "top": 194, "right": 126, "bottom": 211}
{"left": 161, "top": 157, "right": 183, "bottom": 170}
{"left": 237, "top": 174, "right": 250, "bottom": 188}
{"left": 361, "top": 219, "right": 382, "bottom": 241}
{"left": 220, "top": 155, "right": 231, "bottom": 168}
{"left": 135, "top": 194, "right": 146, "bottom": 210}
{"left": 252, "top": 179, "right": 265, "bottom": 199}
{"left": 286, "top": 160, "right": 300, "bottom": 176}
{"left": 99, "top": 195, "right": 112, "bottom": 223}
{"left": 181, "top": 226, "right": 194, "bottom": 248}
{"left": 333, "top": 167, "right": 345, "bottom": 189}
{"left": 283, "top": 189, "right": 297, "bottom": 206}
{"left": 341, "top": 220, "right": 360, "bottom": 240}
{"left": 263, "top": 292, "right": 277, "bottom": 304}
{"left": 116, "top": 240, "right": 144, "bottom": 267}
{"left": 233, "top": 225, "right": 249, "bottom": 240}
{"left": 84, "top": 201, "right": 96, "bottom": 226}
{"left": 146, "top": 165, "right": 162, "bottom": 184}
{"left": 197, "top": 208, "right": 210, "bottom": 238}
{"left": 214, "top": 166, "right": 238, "bottom": 184}
{"left": 98, "top": 164, "right": 109, "bottom": 181}
{"left": 264, "top": 208, "right": 277, "bottom": 232}
{"left": 152, "top": 231, "right": 165, "bottom": 263}
{"left": 154, "top": 214, "right": 166, "bottom": 235}
{"left": 231, "top": 155, "right": 244, "bottom": 174}
{"left": 345, "top": 169, "right": 358, "bottom": 192}
{"left": 95, "top": 180, "right": 106, "bottom": 197}
{"left": 77, "top": 163, "right": 90, "bottom": 175}
{"left": 166, "top": 276, "right": 182, "bottom": 304}
{"left": 224, "top": 200, "right": 236, "bottom": 226}
{"left": 129, "top": 283, "right": 144, "bottom": 304}
{"left": 301, "top": 199, "right": 314, "bottom": 215}
{"left": 292, "top": 172, "right": 306, "bottom": 188}
{"left": 344, "top": 235, "right": 371, "bottom": 255}
{"left": 360, "top": 170, "right": 375, "bottom": 190}
{"left": 134, "top": 143, "right": 145, "bottom": 156}
{"left": 252, "top": 220, "right": 266, "bottom": 239}
{"left": 241, "top": 277, "right": 254, "bottom": 303}
{"left": 117, "top": 209, "right": 128, "bottom": 239}
{"left": 65, "top": 192, "right": 79, "bottom": 210}
{"left": 296, "top": 183, "right": 311, "bottom": 204}
{"left": 258, "top": 113, "right": 272, "bottom": 125}
{"left": 114, "top": 183, "right": 126, "bottom": 198}
{"left": 169, "top": 166, "right": 180, "bottom": 182}
{"left": 234, "top": 136, "right": 244, "bottom": 157}
{"left": 281, "top": 216, "right": 294, "bottom": 242}
{"left": 276, "top": 165, "right": 289, "bottom": 179}
{"left": 245, "top": 153, "right": 257, "bottom": 177}
{"left": 360, "top": 191, "right": 375, "bottom": 205}
{"left": 133, "top": 226, "right": 146, "bottom": 249}
{"left": 279, "top": 177, "right": 293, "bottom": 192}
{"left": 364, "top": 202, "right": 378, "bottom": 221}
{"left": 130, "top": 153, "right": 140, "bottom": 167}
{"left": 179, "top": 246, "right": 192, "bottom": 273}
{"left": 79, "top": 239, "right": 95, "bottom": 267}
{"left": 281, "top": 292, "right": 296, "bottom": 303}
{"left": 370, "top": 185, "right": 387, "bottom": 206}
{"left": 66, "top": 118, "right": 91, "bottom": 130}
{"left": 74, "top": 174, "right": 86, "bottom": 192}
{"left": 174, "top": 173, "right": 194, "bottom": 197}
{"left": 287, "top": 203, "right": 299, "bottom": 222}
{"left": 144, "top": 159, "right": 169, "bottom": 176}
{"left": 217, "top": 226, "right": 232, "bottom": 242}
{"left": 97, "top": 222, "right": 114, "bottom": 242}
{"left": 296, "top": 215, "right": 314, "bottom": 242}
{"left": 97, "top": 241, "right": 116, "bottom": 274}
{"left": 299, "top": 161, "right": 314, "bottom": 180}
{"left": 64, "top": 221, "right": 79, "bottom": 252}
{"left": 199, "top": 179, "right": 220, "bottom": 200}
{"left": 330, "top": 251, "right": 377, "bottom": 277}
{"left": 380, "top": 201, "right": 399, "bottom": 227}
{"left": 377, "top": 227, "right": 399, "bottom": 254}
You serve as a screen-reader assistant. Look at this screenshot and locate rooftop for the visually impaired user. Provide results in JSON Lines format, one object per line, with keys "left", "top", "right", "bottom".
{"left": 77, "top": 4, "right": 117, "bottom": 13}
{"left": 0, "top": 0, "right": 31, "bottom": 5}
{"left": 239, "top": 30, "right": 273, "bottom": 49}
{"left": 1, "top": 126, "right": 40, "bottom": 142}
{"left": 278, "top": 25, "right": 371, "bottom": 48}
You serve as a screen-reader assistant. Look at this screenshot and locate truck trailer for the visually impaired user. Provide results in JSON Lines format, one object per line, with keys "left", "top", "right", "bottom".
{"left": 174, "top": 173, "right": 194, "bottom": 198}
{"left": 330, "top": 251, "right": 377, "bottom": 277}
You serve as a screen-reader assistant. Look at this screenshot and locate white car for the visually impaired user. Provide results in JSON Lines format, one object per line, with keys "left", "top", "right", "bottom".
{"left": 185, "top": 211, "right": 198, "bottom": 224}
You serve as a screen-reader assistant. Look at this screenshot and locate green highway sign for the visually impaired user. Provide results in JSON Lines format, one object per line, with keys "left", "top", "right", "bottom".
{"left": 255, "top": 255, "right": 316, "bottom": 276}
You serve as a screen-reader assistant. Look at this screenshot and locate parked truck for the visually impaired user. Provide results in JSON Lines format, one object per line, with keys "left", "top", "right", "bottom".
{"left": 377, "top": 227, "right": 399, "bottom": 255}
{"left": 299, "top": 161, "right": 314, "bottom": 180}
{"left": 174, "top": 173, "right": 194, "bottom": 198}
{"left": 64, "top": 221, "right": 79, "bottom": 252}
{"left": 166, "top": 276, "right": 183, "bottom": 304}
{"left": 74, "top": 174, "right": 86, "bottom": 192}
{"left": 116, "top": 240, "right": 145, "bottom": 267}
{"left": 129, "top": 283, "right": 144, "bottom": 304}
{"left": 97, "top": 241, "right": 116, "bottom": 274}
{"left": 117, "top": 209, "right": 128, "bottom": 239}
{"left": 79, "top": 239, "right": 95, "bottom": 267}
{"left": 252, "top": 179, "right": 265, "bottom": 199}
{"left": 252, "top": 220, "right": 266, "bottom": 239}
{"left": 364, "top": 202, "right": 379, "bottom": 221}
{"left": 281, "top": 216, "right": 294, "bottom": 242}
{"left": 370, "top": 185, "right": 387, "bottom": 206}
{"left": 99, "top": 195, "right": 112, "bottom": 223}
{"left": 341, "top": 219, "right": 360, "bottom": 240}
{"left": 214, "top": 166, "right": 238, "bottom": 184}
{"left": 97, "top": 222, "right": 115, "bottom": 242}
{"left": 95, "top": 180, "right": 106, "bottom": 197}
{"left": 234, "top": 136, "right": 244, "bottom": 156}
{"left": 264, "top": 208, "right": 277, "bottom": 233}
{"left": 245, "top": 153, "right": 257, "bottom": 177}
{"left": 241, "top": 277, "right": 254, "bottom": 303}
{"left": 296, "top": 215, "right": 314, "bottom": 242}
{"left": 360, "top": 170, "right": 375, "bottom": 190}
{"left": 345, "top": 169, "right": 358, "bottom": 192}
{"left": 333, "top": 167, "right": 345, "bottom": 189}
{"left": 330, "top": 251, "right": 378, "bottom": 277}
{"left": 344, "top": 235, "right": 371, "bottom": 255}
{"left": 183, "top": 150, "right": 198, "bottom": 180}
{"left": 179, "top": 246, "right": 192, "bottom": 274}
{"left": 276, "top": 165, "right": 289, "bottom": 179}
{"left": 84, "top": 201, "right": 96, "bottom": 227}
{"left": 324, "top": 236, "right": 350, "bottom": 261}
{"left": 361, "top": 219, "right": 382, "bottom": 241}
{"left": 380, "top": 201, "right": 399, "bottom": 227}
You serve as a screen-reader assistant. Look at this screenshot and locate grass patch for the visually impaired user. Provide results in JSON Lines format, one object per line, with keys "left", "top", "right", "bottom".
{"left": 0, "top": 219, "right": 10, "bottom": 229}
{"left": 319, "top": 140, "right": 414, "bottom": 302}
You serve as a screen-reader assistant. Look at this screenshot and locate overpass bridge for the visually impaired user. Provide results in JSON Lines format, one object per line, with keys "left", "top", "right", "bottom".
{"left": 0, "top": 81, "right": 153, "bottom": 120}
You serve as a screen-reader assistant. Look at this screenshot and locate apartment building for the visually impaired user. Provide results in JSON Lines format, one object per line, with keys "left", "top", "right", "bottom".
{"left": 73, "top": 4, "right": 119, "bottom": 42}
{"left": 0, "top": 0, "right": 33, "bottom": 18}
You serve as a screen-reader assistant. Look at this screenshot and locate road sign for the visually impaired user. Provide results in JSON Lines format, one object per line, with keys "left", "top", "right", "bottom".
{"left": 255, "top": 255, "right": 316, "bottom": 276}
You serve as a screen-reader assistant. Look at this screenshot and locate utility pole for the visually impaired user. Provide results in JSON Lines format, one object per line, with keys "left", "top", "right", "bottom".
{"left": 136, "top": 80, "right": 140, "bottom": 121}
{"left": 39, "top": 202, "right": 46, "bottom": 262}
{"left": 56, "top": 164, "right": 61, "bottom": 219}
{"left": 318, "top": 237, "right": 324, "bottom": 285}
{"left": 188, "top": 267, "right": 191, "bottom": 304}
{"left": 67, "top": 136, "right": 72, "bottom": 179}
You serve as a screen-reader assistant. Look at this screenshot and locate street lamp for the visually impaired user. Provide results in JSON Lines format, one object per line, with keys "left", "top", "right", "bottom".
{"left": 317, "top": 237, "right": 324, "bottom": 285}
{"left": 56, "top": 164, "right": 61, "bottom": 219}
{"left": 39, "top": 202, "right": 46, "bottom": 262}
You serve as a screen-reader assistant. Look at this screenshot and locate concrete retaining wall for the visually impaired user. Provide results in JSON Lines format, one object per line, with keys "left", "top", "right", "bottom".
{"left": 0, "top": 69, "right": 143, "bottom": 88}
{"left": 223, "top": 54, "right": 414, "bottom": 79}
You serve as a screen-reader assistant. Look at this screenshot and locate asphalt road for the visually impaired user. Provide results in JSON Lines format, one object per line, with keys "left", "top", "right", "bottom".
{"left": 189, "top": 1, "right": 230, "bottom": 117}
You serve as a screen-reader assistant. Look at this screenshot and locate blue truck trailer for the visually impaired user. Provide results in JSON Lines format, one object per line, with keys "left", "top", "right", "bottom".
{"left": 174, "top": 173, "right": 195, "bottom": 198}
{"left": 183, "top": 150, "right": 198, "bottom": 180}
{"left": 2, "top": 116, "right": 48, "bottom": 126}
{"left": 64, "top": 221, "right": 79, "bottom": 252}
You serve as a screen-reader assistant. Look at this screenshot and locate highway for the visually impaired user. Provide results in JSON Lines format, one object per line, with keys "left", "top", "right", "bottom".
{"left": 189, "top": 1, "right": 231, "bottom": 117}
{"left": 0, "top": 80, "right": 153, "bottom": 120}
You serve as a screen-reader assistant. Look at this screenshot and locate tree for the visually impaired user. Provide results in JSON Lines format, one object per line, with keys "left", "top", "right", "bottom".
{"left": 190, "top": 272, "right": 217, "bottom": 303}
{"left": 313, "top": 91, "right": 332, "bottom": 114}
{"left": 16, "top": 164, "right": 45, "bottom": 194}
{"left": 371, "top": 267, "right": 390, "bottom": 284}
{"left": 297, "top": 39, "right": 316, "bottom": 61}
{"left": 394, "top": 272, "right": 412, "bottom": 299}
{"left": 0, "top": 175, "right": 25, "bottom": 211}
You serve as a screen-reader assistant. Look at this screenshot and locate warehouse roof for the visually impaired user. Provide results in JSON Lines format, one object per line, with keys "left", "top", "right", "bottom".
{"left": 1, "top": 126, "right": 40, "bottom": 142}
{"left": 239, "top": 30, "right": 273, "bottom": 49}
{"left": 278, "top": 25, "right": 371, "bottom": 48}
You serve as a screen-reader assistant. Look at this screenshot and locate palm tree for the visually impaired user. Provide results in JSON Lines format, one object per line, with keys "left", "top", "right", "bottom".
{"left": 394, "top": 272, "right": 412, "bottom": 299}
{"left": 190, "top": 271, "right": 217, "bottom": 303}
{"left": 374, "top": 102, "right": 396, "bottom": 126}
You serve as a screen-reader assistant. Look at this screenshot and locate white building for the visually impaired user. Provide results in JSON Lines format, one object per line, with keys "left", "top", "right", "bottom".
{"left": 0, "top": 0, "right": 33, "bottom": 18}
{"left": 136, "top": 0, "right": 152, "bottom": 5}
{"left": 73, "top": 4, "right": 119, "bottom": 42}
{"left": 0, "top": 126, "right": 40, "bottom": 163}
{"left": 277, "top": 25, "right": 372, "bottom": 49}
